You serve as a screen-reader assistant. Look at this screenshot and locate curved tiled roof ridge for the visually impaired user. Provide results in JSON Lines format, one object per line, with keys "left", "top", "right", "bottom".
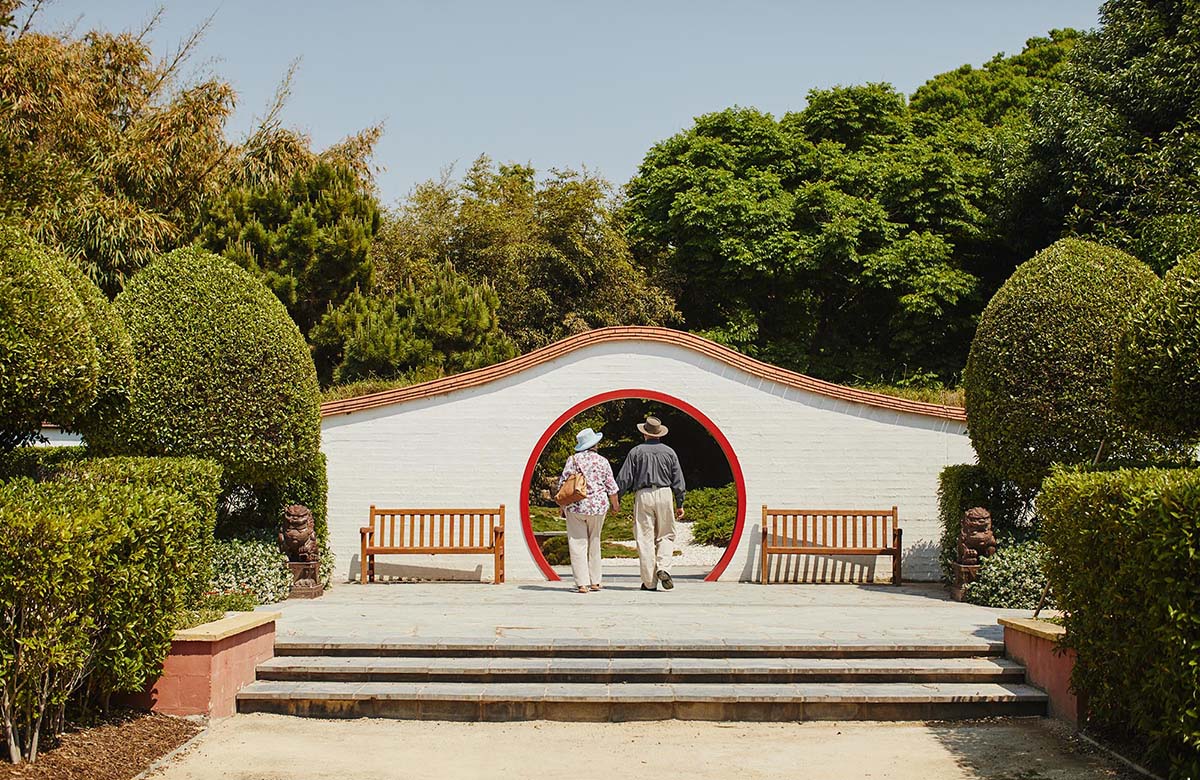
{"left": 319, "top": 326, "right": 968, "bottom": 422}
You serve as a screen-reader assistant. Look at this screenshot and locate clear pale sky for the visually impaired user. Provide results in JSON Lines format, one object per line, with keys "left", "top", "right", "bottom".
{"left": 36, "top": 1, "right": 1101, "bottom": 205}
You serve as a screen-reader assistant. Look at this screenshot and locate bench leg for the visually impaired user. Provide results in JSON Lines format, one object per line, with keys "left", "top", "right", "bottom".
{"left": 893, "top": 528, "right": 903, "bottom": 586}
{"left": 360, "top": 536, "right": 368, "bottom": 585}
{"left": 760, "top": 525, "right": 769, "bottom": 585}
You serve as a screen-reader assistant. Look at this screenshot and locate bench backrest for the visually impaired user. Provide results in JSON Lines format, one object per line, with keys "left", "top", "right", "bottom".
{"left": 762, "top": 506, "right": 899, "bottom": 551}
{"left": 367, "top": 506, "right": 505, "bottom": 551}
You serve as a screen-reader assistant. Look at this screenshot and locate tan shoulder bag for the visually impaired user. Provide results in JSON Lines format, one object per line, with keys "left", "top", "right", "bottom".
{"left": 554, "top": 455, "right": 589, "bottom": 507}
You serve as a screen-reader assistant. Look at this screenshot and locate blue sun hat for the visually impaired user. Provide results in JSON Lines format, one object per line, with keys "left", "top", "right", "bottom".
{"left": 574, "top": 427, "right": 604, "bottom": 451}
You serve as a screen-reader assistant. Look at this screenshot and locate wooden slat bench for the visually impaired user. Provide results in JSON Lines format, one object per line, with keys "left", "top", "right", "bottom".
{"left": 760, "top": 505, "right": 901, "bottom": 585}
{"left": 360, "top": 505, "right": 505, "bottom": 584}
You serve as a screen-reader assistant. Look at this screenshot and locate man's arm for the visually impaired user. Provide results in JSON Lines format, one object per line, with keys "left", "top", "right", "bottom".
{"left": 615, "top": 449, "right": 635, "bottom": 495}
{"left": 670, "top": 449, "right": 686, "bottom": 507}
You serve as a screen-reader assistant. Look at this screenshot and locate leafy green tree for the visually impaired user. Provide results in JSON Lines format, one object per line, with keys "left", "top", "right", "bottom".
{"left": 196, "top": 160, "right": 381, "bottom": 335}
{"left": 1010, "top": 1, "right": 1200, "bottom": 271}
{"left": 0, "top": 2, "right": 379, "bottom": 295}
{"left": 311, "top": 265, "right": 516, "bottom": 386}
{"left": 372, "top": 157, "right": 678, "bottom": 351}
{"left": 625, "top": 31, "right": 1082, "bottom": 384}
{"left": 910, "top": 30, "right": 1081, "bottom": 126}
{"left": 626, "top": 96, "right": 983, "bottom": 382}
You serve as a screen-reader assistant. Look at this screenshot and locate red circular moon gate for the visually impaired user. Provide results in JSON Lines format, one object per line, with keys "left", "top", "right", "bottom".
{"left": 518, "top": 389, "right": 747, "bottom": 582}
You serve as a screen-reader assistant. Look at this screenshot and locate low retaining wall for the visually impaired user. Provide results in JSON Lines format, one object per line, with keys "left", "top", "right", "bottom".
{"left": 128, "top": 611, "right": 278, "bottom": 718}
{"left": 1000, "top": 616, "right": 1081, "bottom": 724}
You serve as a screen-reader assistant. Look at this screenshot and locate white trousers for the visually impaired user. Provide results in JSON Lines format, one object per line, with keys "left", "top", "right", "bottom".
{"left": 564, "top": 510, "right": 605, "bottom": 588}
{"left": 633, "top": 487, "right": 676, "bottom": 587}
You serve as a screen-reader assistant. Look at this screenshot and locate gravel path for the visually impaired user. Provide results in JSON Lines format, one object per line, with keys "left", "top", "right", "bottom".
{"left": 155, "top": 714, "right": 1130, "bottom": 780}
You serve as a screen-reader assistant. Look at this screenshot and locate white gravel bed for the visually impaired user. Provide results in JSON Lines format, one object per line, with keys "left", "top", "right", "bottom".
{"left": 602, "top": 519, "right": 726, "bottom": 567}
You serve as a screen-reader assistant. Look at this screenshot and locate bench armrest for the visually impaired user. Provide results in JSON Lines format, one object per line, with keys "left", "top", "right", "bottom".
{"left": 359, "top": 526, "right": 374, "bottom": 537}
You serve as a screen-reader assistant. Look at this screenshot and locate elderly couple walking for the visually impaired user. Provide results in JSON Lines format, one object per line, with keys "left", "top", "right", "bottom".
{"left": 556, "top": 417, "right": 686, "bottom": 594}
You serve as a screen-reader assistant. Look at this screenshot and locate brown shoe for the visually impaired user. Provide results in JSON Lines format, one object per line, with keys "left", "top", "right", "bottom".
{"left": 589, "top": 584, "right": 602, "bottom": 591}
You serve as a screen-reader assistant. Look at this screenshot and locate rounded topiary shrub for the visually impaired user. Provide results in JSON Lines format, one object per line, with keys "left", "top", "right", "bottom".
{"left": 0, "top": 223, "right": 98, "bottom": 447}
{"left": 95, "top": 247, "right": 321, "bottom": 483}
{"left": 1114, "top": 249, "right": 1200, "bottom": 440}
{"left": 53, "top": 256, "right": 134, "bottom": 435}
{"left": 964, "top": 238, "right": 1181, "bottom": 489}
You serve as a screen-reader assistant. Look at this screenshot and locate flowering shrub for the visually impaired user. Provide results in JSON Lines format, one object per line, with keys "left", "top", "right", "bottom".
{"left": 962, "top": 541, "right": 1051, "bottom": 609}
{"left": 210, "top": 535, "right": 291, "bottom": 604}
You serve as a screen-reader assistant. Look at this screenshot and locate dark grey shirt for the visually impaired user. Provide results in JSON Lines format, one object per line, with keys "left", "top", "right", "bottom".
{"left": 616, "top": 441, "right": 686, "bottom": 505}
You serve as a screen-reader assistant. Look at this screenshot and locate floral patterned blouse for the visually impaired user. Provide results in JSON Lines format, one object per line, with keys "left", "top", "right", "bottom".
{"left": 556, "top": 450, "right": 619, "bottom": 516}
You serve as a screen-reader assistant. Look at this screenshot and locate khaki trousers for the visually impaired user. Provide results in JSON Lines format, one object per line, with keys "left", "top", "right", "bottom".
{"left": 633, "top": 486, "right": 676, "bottom": 588}
{"left": 564, "top": 511, "right": 605, "bottom": 588}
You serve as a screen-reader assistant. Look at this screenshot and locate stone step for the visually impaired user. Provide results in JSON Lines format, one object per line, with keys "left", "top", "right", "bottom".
{"left": 236, "top": 680, "right": 1049, "bottom": 721}
{"left": 257, "top": 655, "right": 1026, "bottom": 684}
{"left": 273, "top": 638, "right": 1005, "bottom": 659}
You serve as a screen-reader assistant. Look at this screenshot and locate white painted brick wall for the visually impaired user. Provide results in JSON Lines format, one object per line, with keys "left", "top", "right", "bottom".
{"left": 321, "top": 340, "right": 976, "bottom": 582}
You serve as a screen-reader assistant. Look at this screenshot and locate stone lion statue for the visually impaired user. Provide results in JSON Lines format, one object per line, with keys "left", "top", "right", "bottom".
{"left": 957, "top": 506, "right": 997, "bottom": 566}
{"left": 279, "top": 504, "right": 319, "bottom": 562}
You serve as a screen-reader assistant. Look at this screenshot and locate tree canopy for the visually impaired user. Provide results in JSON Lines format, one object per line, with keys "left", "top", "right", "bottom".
{"left": 1010, "top": 1, "right": 1200, "bottom": 272}
{"left": 196, "top": 160, "right": 381, "bottom": 335}
{"left": 373, "top": 157, "right": 678, "bottom": 352}
{"left": 0, "top": 2, "right": 380, "bottom": 296}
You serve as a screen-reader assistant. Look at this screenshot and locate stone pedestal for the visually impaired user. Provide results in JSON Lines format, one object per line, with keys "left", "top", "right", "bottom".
{"left": 287, "top": 560, "right": 324, "bottom": 599}
{"left": 949, "top": 562, "right": 980, "bottom": 601}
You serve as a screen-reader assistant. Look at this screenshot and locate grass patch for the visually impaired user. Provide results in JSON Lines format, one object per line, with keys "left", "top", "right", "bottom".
{"left": 851, "top": 384, "right": 964, "bottom": 407}
{"left": 529, "top": 495, "right": 635, "bottom": 541}
{"left": 320, "top": 366, "right": 446, "bottom": 403}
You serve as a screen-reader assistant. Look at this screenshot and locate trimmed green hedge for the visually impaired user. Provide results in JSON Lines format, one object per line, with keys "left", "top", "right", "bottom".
{"left": 686, "top": 484, "right": 738, "bottom": 547}
{"left": 936, "top": 464, "right": 1035, "bottom": 580}
{"left": 0, "top": 456, "right": 220, "bottom": 762}
{"left": 95, "top": 246, "right": 321, "bottom": 485}
{"left": 0, "top": 224, "right": 98, "bottom": 449}
{"left": 53, "top": 456, "right": 222, "bottom": 606}
{"left": 1114, "top": 249, "right": 1200, "bottom": 440}
{"left": 0, "top": 479, "right": 101, "bottom": 763}
{"left": 964, "top": 238, "right": 1181, "bottom": 489}
{"left": 1040, "top": 467, "right": 1200, "bottom": 776}
{"left": 0, "top": 444, "right": 87, "bottom": 480}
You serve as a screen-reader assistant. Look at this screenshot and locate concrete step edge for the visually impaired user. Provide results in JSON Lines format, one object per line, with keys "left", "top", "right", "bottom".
{"left": 254, "top": 657, "right": 1027, "bottom": 683}
{"left": 237, "top": 680, "right": 1050, "bottom": 704}
{"left": 272, "top": 641, "right": 1007, "bottom": 659}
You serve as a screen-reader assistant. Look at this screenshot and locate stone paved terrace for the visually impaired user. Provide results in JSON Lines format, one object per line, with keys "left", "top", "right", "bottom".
{"left": 263, "top": 570, "right": 1029, "bottom": 648}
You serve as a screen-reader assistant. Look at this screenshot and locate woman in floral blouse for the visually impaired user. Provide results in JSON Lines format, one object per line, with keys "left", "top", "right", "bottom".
{"left": 557, "top": 427, "right": 620, "bottom": 593}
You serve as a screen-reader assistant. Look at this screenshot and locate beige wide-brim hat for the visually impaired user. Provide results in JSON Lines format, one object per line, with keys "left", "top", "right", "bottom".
{"left": 637, "top": 416, "right": 669, "bottom": 438}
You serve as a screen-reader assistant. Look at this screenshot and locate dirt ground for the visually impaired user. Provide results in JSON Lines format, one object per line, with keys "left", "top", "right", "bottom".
{"left": 151, "top": 714, "right": 1131, "bottom": 780}
{"left": 1, "top": 712, "right": 199, "bottom": 780}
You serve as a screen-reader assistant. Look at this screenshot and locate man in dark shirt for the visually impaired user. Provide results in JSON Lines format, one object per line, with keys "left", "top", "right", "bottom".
{"left": 616, "top": 416, "right": 686, "bottom": 591}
